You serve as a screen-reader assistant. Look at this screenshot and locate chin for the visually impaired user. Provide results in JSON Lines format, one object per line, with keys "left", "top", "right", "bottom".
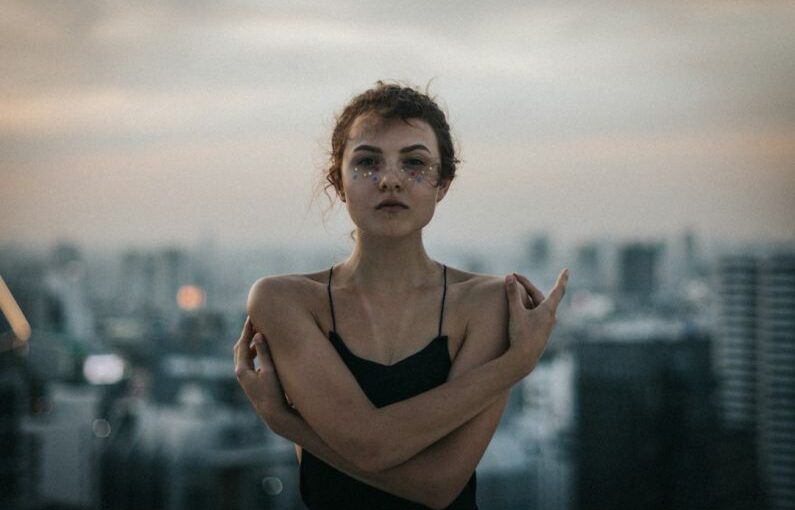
{"left": 358, "top": 219, "right": 429, "bottom": 238}
{"left": 350, "top": 209, "right": 434, "bottom": 237}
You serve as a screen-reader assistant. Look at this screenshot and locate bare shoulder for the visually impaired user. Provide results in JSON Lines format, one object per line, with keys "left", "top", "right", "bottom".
{"left": 444, "top": 267, "right": 510, "bottom": 367}
{"left": 445, "top": 267, "right": 509, "bottom": 336}
{"left": 446, "top": 267, "right": 507, "bottom": 315}
{"left": 247, "top": 270, "right": 329, "bottom": 321}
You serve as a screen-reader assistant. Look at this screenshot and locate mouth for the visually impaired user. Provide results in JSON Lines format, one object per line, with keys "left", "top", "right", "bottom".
{"left": 376, "top": 200, "right": 408, "bottom": 210}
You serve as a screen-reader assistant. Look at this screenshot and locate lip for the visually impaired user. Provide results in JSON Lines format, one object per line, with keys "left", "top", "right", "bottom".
{"left": 376, "top": 199, "right": 408, "bottom": 209}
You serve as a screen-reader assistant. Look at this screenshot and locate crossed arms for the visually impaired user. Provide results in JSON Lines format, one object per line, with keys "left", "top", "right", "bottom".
{"left": 235, "top": 271, "right": 567, "bottom": 508}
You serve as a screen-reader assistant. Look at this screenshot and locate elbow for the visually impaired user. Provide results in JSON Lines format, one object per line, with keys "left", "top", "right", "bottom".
{"left": 426, "top": 496, "right": 454, "bottom": 510}
{"left": 353, "top": 456, "right": 463, "bottom": 509}
{"left": 348, "top": 431, "right": 404, "bottom": 474}
{"left": 345, "top": 417, "right": 404, "bottom": 473}
{"left": 427, "top": 489, "right": 463, "bottom": 509}
{"left": 349, "top": 440, "right": 390, "bottom": 474}
{"left": 423, "top": 468, "right": 473, "bottom": 509}
{"left": 428, "top": 484, "right": 470, "bottom": 509}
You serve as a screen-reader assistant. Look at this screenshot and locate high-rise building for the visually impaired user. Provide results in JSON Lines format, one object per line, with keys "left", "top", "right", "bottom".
{"left": 100, "top": 397, "right": 299, "bottom": 510}
{"left": 514, "top": 352, "right": 576, "bottom": 510}
{"left": 118, "top": 247, "right": 192, "bottom": 329}
{"left": 0, "top": 350, "right": 33, "bottom": 509}
{"left": 573, "top": 241, "right": 606, "bottom": 292}
{"left": 44, "top": 242, "right": 96, "bottom": 341}
{"left": 756, "top": 253, "right": 795, "bottom": 510}
{"left": 714, "top": 255, "right": 759, "bottom": 430}
{"left": 712, "top": 249, "right": 795, "bottom": 509}
{"left": 528, "top": 233, "right": 551, "bottom": 269}
{"left": 617, "top": 242, "right": 662, "bottom": 306}
{"left": 572, "top": 318, "right": 714, "bottom": 510}
{"left": 22, "top": 383, "right": 102, "bottom": 509}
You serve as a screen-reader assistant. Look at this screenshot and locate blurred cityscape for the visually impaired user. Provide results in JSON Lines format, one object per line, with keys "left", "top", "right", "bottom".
{"left": 1, "top": 231, "right": 793, "bottom": 510}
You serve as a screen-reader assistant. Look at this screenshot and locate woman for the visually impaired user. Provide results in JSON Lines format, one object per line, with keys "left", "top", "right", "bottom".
{"left": 234, "top": 82, "right": 569, "bottom": 509}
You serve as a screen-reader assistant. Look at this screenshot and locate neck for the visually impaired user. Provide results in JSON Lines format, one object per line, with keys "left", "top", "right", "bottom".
{"left": 337, "top": 229, "right": 440, "bottom": 293}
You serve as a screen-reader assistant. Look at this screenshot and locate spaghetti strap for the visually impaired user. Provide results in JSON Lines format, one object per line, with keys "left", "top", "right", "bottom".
{"left": 327, "top": 266, "right": 337, "bottom": 333}
{"left": 438, "top": 264, "right": 447, "bottom": 337}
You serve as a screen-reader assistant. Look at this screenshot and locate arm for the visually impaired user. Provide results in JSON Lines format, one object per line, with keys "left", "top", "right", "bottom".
{"left": 265, "top": 277, "right": 513, "bottom": 508}
{"left": 248, "top": 275, "right": 517, "bottom": 473}
{"left": 245, "top": 270, "right": 566, "bottom": 473}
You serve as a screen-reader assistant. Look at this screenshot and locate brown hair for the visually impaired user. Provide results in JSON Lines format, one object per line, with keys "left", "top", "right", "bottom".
{"left": 322, "top": 80, "right": 459, "bottom": 202}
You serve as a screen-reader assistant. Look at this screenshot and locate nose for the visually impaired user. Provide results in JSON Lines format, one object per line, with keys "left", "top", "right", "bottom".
{"left": 377, "top": 164, "right": 404, "bottom": 192}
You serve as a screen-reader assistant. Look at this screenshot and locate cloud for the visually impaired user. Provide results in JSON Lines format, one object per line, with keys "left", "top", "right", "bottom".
{"left": 1, "top": 0, "right": 794, "bottom": 248}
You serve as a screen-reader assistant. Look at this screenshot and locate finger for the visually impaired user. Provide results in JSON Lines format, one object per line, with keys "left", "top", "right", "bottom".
{"left": 241, "top": 316, "right": 254, "bottom": 339}
{"left": 542, "top": 268, "right": 570, "bottom": 313}
{"left": 522, "top": 288, "right": 533, "bottom": 308}
{"left": 253, "top": 334, "right": 273, "bottom": 369}
{"left": 504, "top": 274, "right": 527, "bottom": 317}
{"left": 513, "top": 273, "right": 545, "bottom": 306}
{"left": 516, "top": 280, "right": 532, "bottom": 308}
{"left": 254, "top": 337, "right": 284, "bottom": 390}
{"left": 235, "top": 330, "right": 256, "bottom": 375}
{"left": 234, "top": 317, "right": 253, "bottom": 354}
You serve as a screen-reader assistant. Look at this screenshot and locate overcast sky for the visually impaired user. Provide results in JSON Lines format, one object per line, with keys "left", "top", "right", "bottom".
{"left": 1, "top": 0, "right": 793, "bottom": 256}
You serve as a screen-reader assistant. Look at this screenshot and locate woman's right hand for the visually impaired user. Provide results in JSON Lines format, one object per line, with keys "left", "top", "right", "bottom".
{"left": 234, "top": 317, "right": 292, "bottom": 425}
{"left": 503, "top": 269, "right": 569, "bottom": 373}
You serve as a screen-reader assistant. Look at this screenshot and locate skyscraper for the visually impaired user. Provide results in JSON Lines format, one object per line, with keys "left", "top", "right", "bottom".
{"left": 573, "top": 318, "right": 714, "bottom": 510}
{"left": 714, "top": 255, "right": 759, "bottom": 430}
{"left": 756, "top": 253, "right": 795, "bottom": 510}
{"left": 618, "top": 242, "right": 662, "bottom": 307}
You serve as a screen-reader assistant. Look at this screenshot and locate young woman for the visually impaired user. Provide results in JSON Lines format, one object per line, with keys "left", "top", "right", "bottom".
{"left": 234, "top": 82, "right": 569, "bottom": 509}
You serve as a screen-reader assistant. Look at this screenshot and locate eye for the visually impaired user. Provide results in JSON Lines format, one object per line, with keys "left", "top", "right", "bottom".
{"left": 402, "top": 158, "right": 428, "bottom": 172}
{"left": 355, "top": 156, "right": 380, "bottom": 169}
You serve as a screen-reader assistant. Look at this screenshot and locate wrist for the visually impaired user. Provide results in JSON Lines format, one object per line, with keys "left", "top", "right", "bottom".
{"left": 255, "top": 399, "right": 287, "bottom": 426}
{"left": 503, "top": 344, "right": 534, "bottom": 381}
{"left": 261, "top": 404, "right": 293, "bottom": 435}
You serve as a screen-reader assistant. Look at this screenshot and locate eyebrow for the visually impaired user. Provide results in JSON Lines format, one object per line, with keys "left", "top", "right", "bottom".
{"left": 352, "top": 144, "right": 431, "bottom": 154}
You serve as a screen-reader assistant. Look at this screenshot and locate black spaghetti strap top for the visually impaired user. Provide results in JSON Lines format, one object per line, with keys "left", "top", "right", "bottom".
{"left": 299, "top": 264, "right": 478, "bottom": 510}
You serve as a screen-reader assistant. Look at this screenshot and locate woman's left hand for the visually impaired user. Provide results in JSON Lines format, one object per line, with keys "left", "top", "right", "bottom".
{"left": 234, "top": 316, "right": 292, "bottom": 423}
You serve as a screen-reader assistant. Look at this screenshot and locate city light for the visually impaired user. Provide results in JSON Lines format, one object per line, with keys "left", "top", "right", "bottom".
{"left": 83, "top": 354, "right": 125, "bottom": 385}
{"left": 177, "top": 285, "right": 205, "bottom": 311}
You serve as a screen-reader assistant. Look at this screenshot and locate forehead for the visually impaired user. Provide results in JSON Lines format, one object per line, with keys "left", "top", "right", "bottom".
{"left": 345, "top": 115, "right": 438, "bottom": 155}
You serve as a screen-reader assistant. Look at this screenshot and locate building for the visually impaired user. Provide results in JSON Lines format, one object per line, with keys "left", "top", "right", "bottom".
{"left": 617, "top": 242, "right": 663, "bottom": 307}
{"left": 0, "top": 348, "right": 33, "bottom": 510}
{"left": 756, "top": 253, "right": 795, "bottom": 510}
{"left": 714, "top": 255, "right": 759, "bottom": 430}
{"left": 572, "top": 317, "right": 714, "bottom": 510}
{"left": 513, "top": 351, "right": 577, "bottom": 510}
{"left": 100, "top": 397, "right": 300, "bottom": 510}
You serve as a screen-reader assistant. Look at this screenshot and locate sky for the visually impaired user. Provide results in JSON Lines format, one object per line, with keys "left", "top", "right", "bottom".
{"left": 1, "top": 0, "right": 793, "bottom": 256}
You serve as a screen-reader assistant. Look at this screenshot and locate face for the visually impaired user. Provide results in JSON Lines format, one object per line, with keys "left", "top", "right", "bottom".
{"left": 339, "top": 114, "right": 450, "bottom": 238}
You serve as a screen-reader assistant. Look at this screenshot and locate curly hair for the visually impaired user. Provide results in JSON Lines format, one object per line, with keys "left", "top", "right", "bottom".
{"left": 322, "top": 81, "right": 459, "bottom": 202}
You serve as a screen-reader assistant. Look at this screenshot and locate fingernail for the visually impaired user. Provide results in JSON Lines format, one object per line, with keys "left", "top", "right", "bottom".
{"left": 506, "top": 275, "right": 516, "bottom": 285}
{"left": 253, "top": 333, "right": 262, "bottom": 344}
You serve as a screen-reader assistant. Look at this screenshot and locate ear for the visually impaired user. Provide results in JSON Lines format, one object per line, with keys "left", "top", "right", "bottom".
{"left": 435, "top": 179, "right": 451, "bottom": 203}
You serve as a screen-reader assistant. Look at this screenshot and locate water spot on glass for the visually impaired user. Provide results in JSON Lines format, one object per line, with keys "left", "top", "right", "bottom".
{"left": 92, "top": 418, "right": 111, "bottom": 438}
{"left": 261, "top": 476, "right": 283, "bottom": 496}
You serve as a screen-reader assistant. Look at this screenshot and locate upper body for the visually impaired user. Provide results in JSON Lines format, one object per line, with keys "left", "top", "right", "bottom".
{"left": 234, "top": 82, "right": 569, "bottom": 509}
{"left": 257, "top": 262, "right": 509, "bottom": 509}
